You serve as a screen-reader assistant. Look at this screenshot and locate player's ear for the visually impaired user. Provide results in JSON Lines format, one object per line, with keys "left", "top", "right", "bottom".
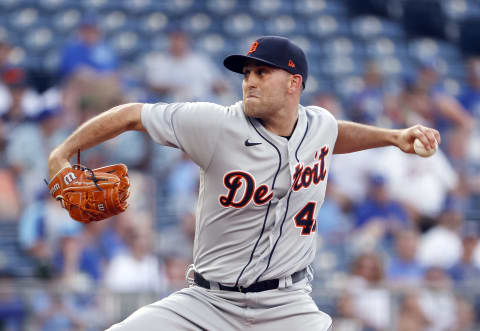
{"left": 288, "top": 74, "right": 302, "bottom": 93}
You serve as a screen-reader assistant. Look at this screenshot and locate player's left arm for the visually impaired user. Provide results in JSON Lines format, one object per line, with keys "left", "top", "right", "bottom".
{"left": 333, "top": 120, "right": 440, "bottom": 154}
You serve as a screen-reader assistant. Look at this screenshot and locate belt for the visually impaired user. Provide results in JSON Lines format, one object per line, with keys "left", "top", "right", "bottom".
{"left": 194, "top": 268, "right": 307, "bottom": 293}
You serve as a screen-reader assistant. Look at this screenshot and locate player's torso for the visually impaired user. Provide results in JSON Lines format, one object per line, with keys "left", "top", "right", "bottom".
{"left": 194, "top": 102, "right": 338, "bottom": 286}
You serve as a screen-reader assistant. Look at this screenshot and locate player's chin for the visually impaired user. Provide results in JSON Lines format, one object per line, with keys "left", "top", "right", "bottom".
{"left": 244, "top": 98, "right": 260, "bottom": 117}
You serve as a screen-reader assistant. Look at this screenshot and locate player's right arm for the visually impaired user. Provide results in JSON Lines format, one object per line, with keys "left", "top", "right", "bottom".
{"left": 48, "top": 103, "right": 144, "bottom": 179}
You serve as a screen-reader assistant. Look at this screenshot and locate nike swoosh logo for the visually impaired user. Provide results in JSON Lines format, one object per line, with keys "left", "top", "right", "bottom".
{"left": 245, "top": 139, "right": 262, "bottom": 147}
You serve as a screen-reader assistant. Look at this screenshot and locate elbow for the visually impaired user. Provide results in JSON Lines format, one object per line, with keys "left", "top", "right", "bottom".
{"left": 118, "top": 103, "right": 145, "bottom": 131}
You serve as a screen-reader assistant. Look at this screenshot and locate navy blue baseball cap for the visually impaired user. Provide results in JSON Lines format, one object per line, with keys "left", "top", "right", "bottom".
{"left": 224, "top": 36, "right": 308, "bottom": 88}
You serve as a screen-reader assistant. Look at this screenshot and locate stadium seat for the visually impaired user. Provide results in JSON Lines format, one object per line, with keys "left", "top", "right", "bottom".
{"left": 408, "top": 38, "right": 462, "bottom": 62}
{"left": 365, "top": 37, "right": 408, "bottom": 58}
{"left": 351, "top": 15, "right": 405, "bottom": 40}
{"left": 294, "top": 0, "right": 348, "bottom": 17}
{"left": 264, "top": 15, "right": 304, "bottom": 35}
{"left": 10, "top": 7, "right": 40, "bottom": 30}
{"left": 249, "top": 0, "right": 290, "bottom": 18}
{"left": 308, "top": 15, "right": 350, "bottom": 39}
{"left": 458, "top": 19, "right": 480, "bottom": 55}
{"left": 442, "top": 0, "right": 480, "bottom": 21}
{"left": 99, "top": 10, "right": 128, "bottom": 33}
{"left": 206, "top": 0, "right": 238, "bottom": 16}
{"left": 121, "top": 0, "right": 154, "bottom": 13}
{"left": 24, "top": 26, "right": 55, "bottom": 52}
{"left": 320, "top": 37, "right": 364, "bottom": 58}
{"left": 52, "top": 8, "right": 82, "bottom": 35}
{"left": 109, "top": 30, "right": 139, "bottom": 53}
{"left": 223, "top": 13, "right": 262, "bottom": 37}
{"left": 182, "top": 12, "right": 214, "bottom": 35}
{"left": 138, "top": 12, "right": 169, "bottom": 36}
{"left": 344, "top": 0, "right": 402, "bottom": 19}
{"left": 402, "top": 0, "right": 448, "bottom": 39}
{"left": 333, "top": 75, "right": 365, "bottom": 99}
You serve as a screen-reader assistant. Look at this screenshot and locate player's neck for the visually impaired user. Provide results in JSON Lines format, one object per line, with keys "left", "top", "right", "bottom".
{"left": 259, "top": 104, "right": 299, "bottom": 137}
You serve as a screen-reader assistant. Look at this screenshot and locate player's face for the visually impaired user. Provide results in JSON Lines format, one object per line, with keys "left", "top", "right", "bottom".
{"left": 242, "top": 63, "right": 291, "bottom": 118}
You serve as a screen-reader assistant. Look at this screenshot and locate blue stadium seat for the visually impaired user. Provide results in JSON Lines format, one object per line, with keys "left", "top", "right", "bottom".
{"left": 365, "top": 37, "right": 408, "bottom": 58}
{"left": 108, "top": 30, "right": 141, "bottom": 59}
{"left": 182, "top": 12, "right": 215, "bottom": 35}
{"left": 223, "top": 13, "right": 263, "bottom": 37}
{"left": 376, "top": 55, "right": 415, "bottom": 78}
{"left": 294, "top": 0, "right": 348, "bottom": 17}
{"left": 345, "top": 0, "right": 402, "bottom": 19}
{"left": 351, "top": 15, "right": 405, "bottom": 40}
{"left": 408, "top": 38, "right": 462, "bottom": 62}
{"left": 0, "top": 0, "right": 23, "bottom": 11}
{"left": 9, "top": 7, "right": 40, "bottom": 30}
{"left": 442, "top": 0, "right": 480, "bottom": 21}
{"left": 402, "top": 0, "right": 447, "bottom": 39}
{"left": 264, "top": 15, "right": 305, "bottom": 36}
{"left": 458, "top": 19, "right": 480, "bottom": 55}
{"left": 99, "top": 10, "right": 128, "bottom": 33}
{"left": 138, "top": 12, "right": 169, "bottom": 36}
{"left": 320, "top": 56, "right": 363, "bottom": 77}
{"left": 80, "top": 0, "right": 110, "bottom": 11}
{"left": 52, "top": 8, "right": 82, "bottom": 36}
{"left": 249, "top": 0, "right": 291, "bottom": 18}
{"left": 121, "top": 0, "right": 155, "bottom": 14}
{"left": 320, "top": 37, "right": 364, "bottom": 58}
{"left": 308, "top": 15, "right": 350, "bottom": 39}
{"left": 24, "top": 26, "right": 55, "bottom": 53}
{"left": 206, "top": 0, "right": 238, "bottom": 16}
{"left": 165, "top": 0, "right": 199, "bottom": 16}
{"left": 333, "top": 75, "right": 366, "bottom": 99}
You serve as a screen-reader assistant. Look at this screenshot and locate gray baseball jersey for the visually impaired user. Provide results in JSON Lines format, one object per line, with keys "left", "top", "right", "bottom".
{"left": 142, "top": 100, "right": 338, "bottom": 288}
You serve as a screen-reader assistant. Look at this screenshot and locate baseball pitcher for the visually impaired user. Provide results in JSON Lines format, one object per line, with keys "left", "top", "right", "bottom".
{"left": 48, "top": 36, "right": 440, "bottom": 330}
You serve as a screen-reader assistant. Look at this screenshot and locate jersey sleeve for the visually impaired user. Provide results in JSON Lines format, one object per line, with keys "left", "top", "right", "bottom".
{"left": 141, "top": 102, "right": 225, "bottom": 169}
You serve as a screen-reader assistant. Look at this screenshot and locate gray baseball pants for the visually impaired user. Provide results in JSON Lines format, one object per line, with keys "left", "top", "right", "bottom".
{"left": 107, "top": 279, "right": 332, "bottom": 330}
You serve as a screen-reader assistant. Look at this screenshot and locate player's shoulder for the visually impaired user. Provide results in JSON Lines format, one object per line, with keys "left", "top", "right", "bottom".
{"left": 302, "top": 105, "right": 337, "bottom": 123}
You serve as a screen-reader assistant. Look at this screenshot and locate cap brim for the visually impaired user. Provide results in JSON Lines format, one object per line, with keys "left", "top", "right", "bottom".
{"left": 223, "top": 55, "right": 285, "bottom": 74}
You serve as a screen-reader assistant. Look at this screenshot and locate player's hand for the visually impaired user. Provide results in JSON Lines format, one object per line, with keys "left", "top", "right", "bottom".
{"left": 396, "top": 124, "right": 441, "bottom": 154}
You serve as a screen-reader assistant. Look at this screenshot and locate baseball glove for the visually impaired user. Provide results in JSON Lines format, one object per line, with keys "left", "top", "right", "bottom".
{"left": 48, "top": 163, "right": 130, "bottom": 223}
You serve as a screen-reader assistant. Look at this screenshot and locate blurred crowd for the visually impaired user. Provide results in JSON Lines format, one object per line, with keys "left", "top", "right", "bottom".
{"left": 0, "top": 11, "right": 479, "bottom": 331}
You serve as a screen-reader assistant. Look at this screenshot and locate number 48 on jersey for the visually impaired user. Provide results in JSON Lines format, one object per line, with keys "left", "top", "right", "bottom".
{"left": 294, "top": 202, "right": 317, "bottom": 236}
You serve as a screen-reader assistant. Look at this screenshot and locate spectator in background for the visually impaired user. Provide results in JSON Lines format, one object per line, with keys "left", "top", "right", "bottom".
{"left": 6, "top": 88, "right": 69, "bottom": 204}
{"left": 53, "top": 221, "right": 112, "bottom": 286}
{"left": 143, "top": 29, "right": 230, "bottom": 103}
{"left": 417, "top": 199, "right": 464, "bottom": 269}
{"left": 0, "top": 67, "right": 43, "bottom": 131}
{"left": 165, "top": 153, "right": 199, "bottom": 218}
{"left": 396, "top": 291, "right": 430, "bottom": 331}
{"left": 448, "top": 222, "right": 480, "bottom": 287}
{"left": 353, "top": 174, "right": 409, "bottom": 244}
{"left": 344, "top": 253, "right": 391, "bottom": 330}
{"left": 387, "top": 229, "right": 424, "bottom": 288}
{"left": 59, "top": 15, "right": 117, "bottom": 79}
{"left": 411, "top": 60, "right": 473, "bottom": 134}
{"left": 348, "top": 61, "right": 387, "bottom": 126}
{"left": 30, "top": 280, "right": 87, "bottom": 331}
{"left": 417, "top": 267, "right": 457, "bottom": 331}
{"left": 0, "top": 276, "right": 26, "bottom": 330}
{"left": 104, "top": 213, "right": 168, "bottom": 294}
{"left": 311, "top": 91, "right": 346, "bottom": 120}
{"left": 370, "top": 143, "right": 458, "bottom": 225}
{"left": 18, "top": 192, "right": 82, "bottom": 278}
{"left": 459, "top": 56, "right": 480, "bottom": 121}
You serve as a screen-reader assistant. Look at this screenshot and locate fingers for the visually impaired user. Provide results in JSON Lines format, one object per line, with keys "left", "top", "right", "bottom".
{"left": 414, "top": 125, "right": 440, "bottom": 150}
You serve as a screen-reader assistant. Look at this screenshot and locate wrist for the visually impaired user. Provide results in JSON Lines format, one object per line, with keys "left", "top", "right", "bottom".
{"left": 388, "top": 129, "right": 402, "bottom": 148}
{"left": 48, "top": 147, "right": 72, "bottom": 179}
